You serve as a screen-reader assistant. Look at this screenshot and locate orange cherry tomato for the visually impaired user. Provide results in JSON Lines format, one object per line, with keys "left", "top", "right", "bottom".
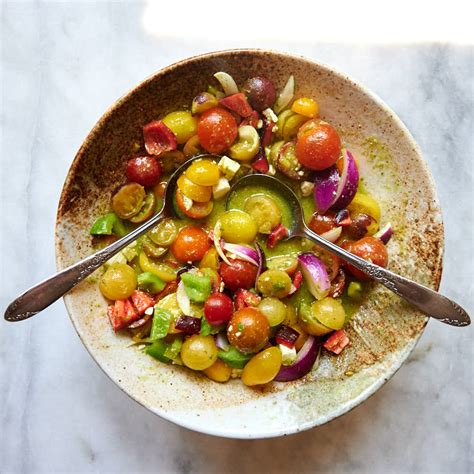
{"left": 341, "top": 236, "right": 388, "bottom": 280}
{"left": 175, "top": 189, "right": 213, "bottom": 219}
{"left": 308, "top": 211, "right": 337, "bottom": 235}
{"left": 197, "top": 107, "right": 238, "bottom": 154}
{"left": 171, "top": 226, "right": 211, "bottom": 263}
{"left": 295, "top": 121, "right": 341, "bottom": 171}
{"left": 227, "top": 307, "right": 270, "bottom": 354}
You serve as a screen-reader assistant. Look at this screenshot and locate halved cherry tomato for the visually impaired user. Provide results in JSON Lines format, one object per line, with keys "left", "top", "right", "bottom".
{"left": 197, "top": 107, "right": 238, "bottom": 154}
{"left": 112, "top": 183, "right": 145, "bottom": 219}
{"left": 295, "top": 121, "right": 341, "bottom": 171}
{"left": 219, "top": 258, "right": 258, "bottom": 292}
{"left": 129, "top": 191, "right": 156, "bottom": 223}
{"left": 177, "top": 174, "right": 212, "bottom": 202}
{"left": 171, "top": 226, "right": 211, "bottom": 263}
{"left": 175, "top": 189, "right": 213, "bottom": 219}
{"left": 185, "top": 159, "right": 220, "bottom": 186}
{"left": 341, "top": 236, "right": 388, "bottom": 281}
{"left": 126, "top": 155, "right": 162, "bottom": 187}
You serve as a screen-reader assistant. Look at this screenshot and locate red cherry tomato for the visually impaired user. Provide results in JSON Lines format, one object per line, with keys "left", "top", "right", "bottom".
{"left": 219, "top": 259, "right": 258, "bottom": 292}
{"left": 341, "top": 236, "right": 388, "bottom": 280}
{"left": 308, "top": 211, "right": 337, "bottom": 235}
{"left": 197, "top": 107, "right": 238, "bottom": 154}
{"left": 204, "top": 293, "right": 234, "bottom": 326}
{"left": 126, "top": 156, "right": 162, "bottom": 187}
{"left": 295, "top": 121, "right": 341, "bottom": 171}
{"left": 171, "top": 226, "right": 210, "bottom": 263}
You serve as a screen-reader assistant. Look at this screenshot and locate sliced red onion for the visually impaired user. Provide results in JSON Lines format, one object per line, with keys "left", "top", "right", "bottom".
{"left": 297, "top": 253, "right": 330, "bottom": 300}
{"left": 222, "top": 243, "right": 259, "bottom": 266}
{"left": 374, "top": 222, "right": 393, "bottom": 244}
{"left": 176, "top": 280, "right": 192, "bottom": 316}
{"left": 319, "top": 226, "right": 342, "bottom": 243}
{"left": 215, "top": 333, "right": 230, "bottom": 351}
{"left": 213, "top": 222, "right": 231, "bottom": 265}
{"left": 313, "top": 166, "right": 340, "bottom": 213}
{"left": 332, "top": 150, "right": 359, "bottom": 210}
{"left": 274, "top": 75, "right": 295, "bottom": 113}
{"left": 255, "top": 241, "right": 265, "bottom": 278}
{"left": 275, "top": 336, "right": 319, "bottom": 382}
{"left": 213, "top": 72, "right": 239, "bottom": 96}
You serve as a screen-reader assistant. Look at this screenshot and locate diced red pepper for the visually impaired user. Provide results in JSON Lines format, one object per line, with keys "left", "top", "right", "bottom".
{"left": 219, "top": 93, "right": 253, "bottom": 118}
{"left": 260, "top": 118, "right": 274, "bottom": 148}
{"left": 275, "top": 325, "right": 299, "bottom": 348}
{"left": 234, "top": 288, "right": 261, "bottom": 310}
{"left": 292, "top": 271, "right": 303, "bottom": 291}
{"left": 323, "top": 329, "right": 350, "bottom": 355}
{"left": 155, "top": 280, "right": 178, "bottom": 302}
{"left": 130, "top": 290, "right": 155, "bottom": 315}
{"left": 251, "top": 149, "right": 270, "bottom": 173}
{"left": 107, "top": 299, "right": 140, "bottom": 332}
{"left": 267, "top": 224, "right": 289, "bottom": 249}
{"left": 241, "top": 110, "right": 260, "bottom": 128}
{"left": 143, "top": 120, "right": 177, "bottom": 156}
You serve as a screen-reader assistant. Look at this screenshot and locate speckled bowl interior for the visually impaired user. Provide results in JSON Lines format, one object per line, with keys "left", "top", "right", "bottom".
{"left": 55, "top": 50, "right": 443, "bottom": 439}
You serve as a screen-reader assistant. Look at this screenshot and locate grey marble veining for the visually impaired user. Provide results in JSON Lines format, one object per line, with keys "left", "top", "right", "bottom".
{"left": 1, "top": 2, "right": 473, "bottom": 473}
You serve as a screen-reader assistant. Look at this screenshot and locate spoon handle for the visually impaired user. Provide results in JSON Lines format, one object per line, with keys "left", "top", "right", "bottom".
{"left": 302, "top": 226, "right": 470, "bottom": 327}
{"left": 4, "top": 211, "right": 167, "bottom": 322}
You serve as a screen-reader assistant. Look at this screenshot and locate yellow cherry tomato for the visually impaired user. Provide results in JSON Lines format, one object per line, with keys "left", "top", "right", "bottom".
{"left": 199, "top": 247, "right": 220, "bottom": 271}
{"left": 185, "top": 159, "right": 220, "bottom": 186}
{"left": 219, "top": 210, "right": 257, "bottom": 244}
{"left": 348, "top": 192, "right": 381, "bottom": 234}
{"left": 177, "top": 174, "right": 212, "bottom": 202}
{"left": 241, "top": 347, "right": 282, "bottom": 386}
{"left": 282, "top": 113, "right": 308, "bottom": 141}
{"left": 291, "top": 97, "right": 319, "bottom": 118}
{"left": 112, "top": 183, "right": 145, "bottom": 219}
{"left": 99, "top": 263, "right": 137, "bottom": 300}
{"left": 162, "top": 111, "right": 198, "bottom": 144}
{"left": 181, "top": 335, "right": 218, "bottom": 371}
{"left": 204, "top": 359, "right": 232, "bottom": 382}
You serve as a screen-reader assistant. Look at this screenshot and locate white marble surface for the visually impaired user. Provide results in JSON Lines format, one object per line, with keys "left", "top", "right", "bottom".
{"left": 1, "top": 2, "right": 473, "bottom": 473}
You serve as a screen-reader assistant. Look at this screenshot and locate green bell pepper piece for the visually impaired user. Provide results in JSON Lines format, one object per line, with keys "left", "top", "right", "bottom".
{"left": 137, "top": 272, "right": 166, "bottom": 294}
{"left": 180, "top": 272, "right": 211, "bottom": 303}
{"left": 145, "top": 340, "right": 171, "bottom": 363}
{"left": 218, "top": 347, "right": 252, "bottom": 369}
{"left": 200, "top": 316, "right": 222, "bottom": 337}
{"left": 163, "top": 338, "right": 183, "bottom": 360}
{"left": 90, "top": 212, "right": 129, "bottom": 237}
{"left": 150, "top": 308, "right": 172, "bottom": 340}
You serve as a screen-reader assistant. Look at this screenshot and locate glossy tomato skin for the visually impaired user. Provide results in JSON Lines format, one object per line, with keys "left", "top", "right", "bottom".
{"left": 204, "top": 293, "right": 234, "bottom": 326}
{"left": 227, "top": 307, "right": 270, "bottom": 354}
{"left": 219, "top": 259, "right": 259, "bottom": 292}
{"left": 308, "top": 212, "right": 337, "bottom": 235}
{"left": 295, "top": 122, "right": 341, "bottom": 171}
{"left": 126, "top": 156, "right": 162, "bottom": 187}
{"left": 197, "top": 107, "right": 238, "bottom": 154}
{"left": 171, "top": 226, "right": 210, "bottom": 263}
{"left": 342, "top": 236, "right": 388, "bottom": 280}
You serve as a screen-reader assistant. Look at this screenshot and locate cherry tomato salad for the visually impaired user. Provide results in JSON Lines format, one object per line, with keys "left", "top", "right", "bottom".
{"left": 91, "top": 71, "right": 393, "bottom": 386}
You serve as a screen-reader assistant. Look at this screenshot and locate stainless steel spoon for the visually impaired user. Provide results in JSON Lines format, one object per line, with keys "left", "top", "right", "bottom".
{"left": 229, "top": 174, "right": 470, "bottom": 327}
{"left": 5, "top": 160, "right": 471, "bottom": 327}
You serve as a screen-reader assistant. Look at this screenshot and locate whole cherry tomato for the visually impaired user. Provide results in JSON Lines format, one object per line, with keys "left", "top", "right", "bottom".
{"left": 341, "top": 236, "right": 388, "bottom": 280}
{"left": 227, "top": 307, "right": 270, "bottom": 354}
{"left": 295, "top": 121, "right": 341, "bottom": 171}
{"left": 219, "top": 258, "right": 259, "bottom": 292}
{"left": 197, "top": 107, "right": 238, "bottom": 154}
{"left": 204, "top": 293, "right": 234, "bottom": 326}
{"left": 308, "top": 211, "right": 337, "bottom": 235}
{"left": 171, "top": 226, "right": 210, "bottom": 263}
{"left": 126, "top": 155, "right": 162, "bottom": 187}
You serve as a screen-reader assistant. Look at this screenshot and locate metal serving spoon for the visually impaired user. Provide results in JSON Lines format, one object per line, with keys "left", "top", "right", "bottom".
{"left": 4, "top": 157, "right": 471, "bottom": 327}
{"left": 229, "top": 174, "right": 470, "bottom": 327}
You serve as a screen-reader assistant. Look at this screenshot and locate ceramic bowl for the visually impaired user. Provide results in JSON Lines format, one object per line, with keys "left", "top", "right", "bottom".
{"left": 55, "top": 49, "right": 443, "bottom": 439}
